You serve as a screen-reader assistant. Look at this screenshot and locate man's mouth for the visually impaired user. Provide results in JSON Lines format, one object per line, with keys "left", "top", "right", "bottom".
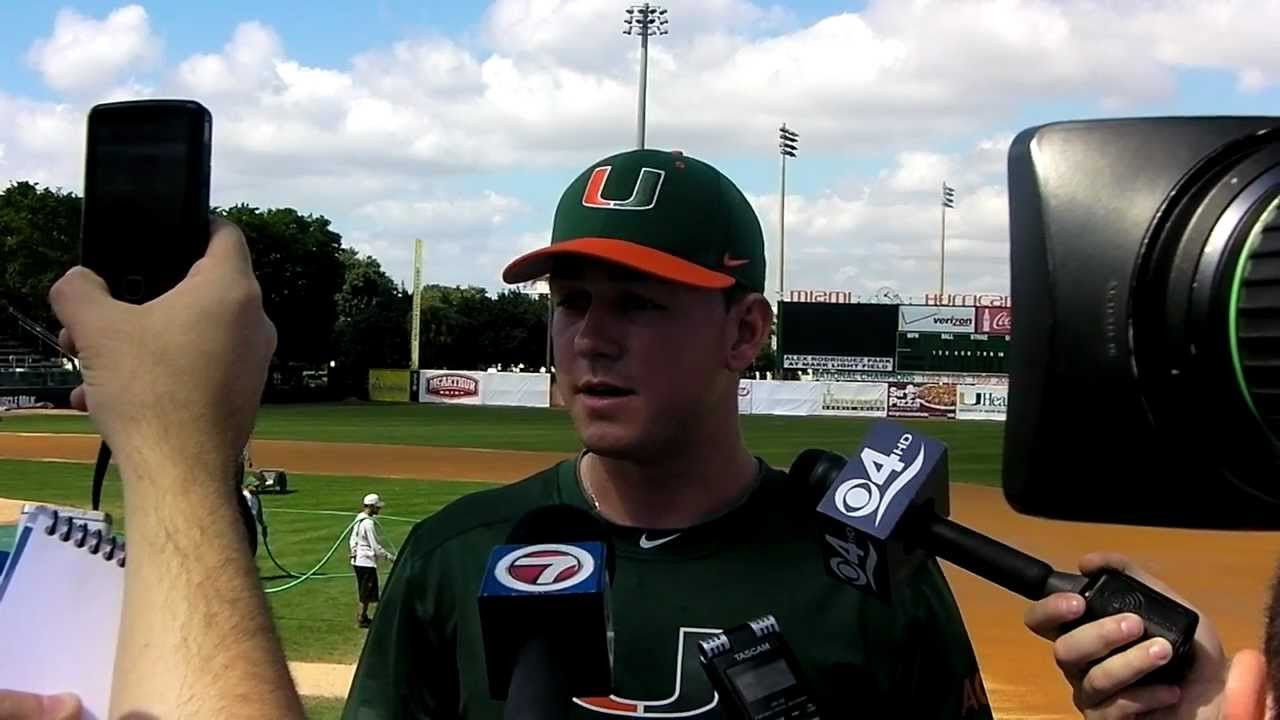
{"left": 578, "top": 381, "right": 635, "bottom": 398}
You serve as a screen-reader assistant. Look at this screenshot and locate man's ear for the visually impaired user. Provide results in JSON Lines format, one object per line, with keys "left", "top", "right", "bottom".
{"left": 1223, "top": 649, "right": 1269, "bottom": 720}
{"left": 726, "top": 293, "right": 773, "bottom": 372}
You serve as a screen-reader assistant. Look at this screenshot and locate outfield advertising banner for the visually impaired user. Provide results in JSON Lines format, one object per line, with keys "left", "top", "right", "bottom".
{"left": 419, "top": 371, "right": 484, "bottom": 405}
{"left": 746, "top": 380, "right": 825, "bottom": 415}
{"left": 956, "top": 384, "right": 1008, "bottom": 421}
{"left": 0, "top": 387, "right": 71, "bottom": 410}
{"left": 887, "top": 381, "right": 957, "bottom": 418}
{"left": 976, "top": 307, "right": 1012, "bottom": 336}
{"left": 735, "top": 379, "right": 1004, "bottom": 419}
{"left": 368, "top": 369, "right": 412, "bottom": 402}
{"left": 898, "top": 305, "right": 976, "bottom": 333}
{"left": 417, "top": 370, "right": 550, "bottom": 407}
{"left": 817, "top": 382, "right": 888, "bottom": 417}
{"left": 480, "top": 372, "right": 550, "bottom": 408}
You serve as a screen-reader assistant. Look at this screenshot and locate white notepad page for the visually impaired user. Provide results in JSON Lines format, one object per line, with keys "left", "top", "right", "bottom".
{"left": 0, "top": 507, "right": 124, "bottom": 720}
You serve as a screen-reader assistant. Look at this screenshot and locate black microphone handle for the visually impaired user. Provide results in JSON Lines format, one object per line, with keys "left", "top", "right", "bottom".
{"left": 504, "top": 634, "right": 573, "bottom": 720}
{"left": 905, "top": 509, "right": 1087, "bottom": 600}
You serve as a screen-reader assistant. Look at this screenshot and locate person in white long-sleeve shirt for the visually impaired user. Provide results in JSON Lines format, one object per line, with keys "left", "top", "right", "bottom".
{"left": 349, "top": 493, "right": 396, "bottom": 628}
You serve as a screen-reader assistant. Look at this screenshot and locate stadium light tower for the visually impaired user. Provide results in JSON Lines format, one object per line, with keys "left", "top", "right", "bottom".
{"left": 624, "top": 3, "right": 668, "bottom": 149}
{"left": 941, "top": 181, "right": 956, "bottom": 295}
{"left": 774, "top": 123, "right": 798, "bottom": 368}
{"left": 778, "top": 124, "right": 799, "bottom": 305}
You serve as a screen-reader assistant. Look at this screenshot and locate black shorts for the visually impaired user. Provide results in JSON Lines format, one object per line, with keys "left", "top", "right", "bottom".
{"left": 354, "top": 565, "right": 380, "bottom": 603}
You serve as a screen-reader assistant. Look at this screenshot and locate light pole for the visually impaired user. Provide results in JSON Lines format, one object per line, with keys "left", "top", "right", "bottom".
{"left": 778, "top": 124, "right": 798, "bottom": 305}
{"left": 624, "top": 3, "right": 668, "bottom": 149}
{"left": 941, "top": 182, "right": 956, "bottom": 296}
{"left": 777, "top": 124, "right": 798, "bottom": 372}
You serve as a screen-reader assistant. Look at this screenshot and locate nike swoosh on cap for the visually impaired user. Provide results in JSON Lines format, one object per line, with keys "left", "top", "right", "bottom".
{"left": 638, "top": 532, "right": 681, "bottom": 549}
{"left": 722, "top": 253, "right": 751, "bottom": 268}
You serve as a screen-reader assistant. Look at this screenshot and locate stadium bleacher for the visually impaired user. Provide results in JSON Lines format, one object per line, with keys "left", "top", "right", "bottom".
{"left": 0, "top": 302, "right": 79, "bottom": 407}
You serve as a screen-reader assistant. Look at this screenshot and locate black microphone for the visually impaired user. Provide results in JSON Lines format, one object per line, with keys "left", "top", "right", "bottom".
{"left": 796, "top": 419, "right": 1199, "bottom": 687}
{"left": 478, "top": 504, "right": 616, "bottom": 720}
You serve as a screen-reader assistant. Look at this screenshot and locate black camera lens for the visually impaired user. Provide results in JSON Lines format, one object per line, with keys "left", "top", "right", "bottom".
{"left": 1219, "top": 191, "right": 1280, "bottom": 440}
{"left": 1132, "top": 135, "right": 1280, "bottom": 503}
{"left": 1005, "top": 118, "right": 1280, "bottom": 528}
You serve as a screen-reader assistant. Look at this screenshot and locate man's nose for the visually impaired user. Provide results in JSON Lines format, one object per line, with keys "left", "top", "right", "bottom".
{"left": 573, "top": 304, "right": 622, "bottom": 359}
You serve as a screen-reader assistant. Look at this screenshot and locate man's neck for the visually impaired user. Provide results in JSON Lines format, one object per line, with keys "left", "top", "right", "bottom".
{"left": 580, "top": 436, "right": 761, "bottom": 530}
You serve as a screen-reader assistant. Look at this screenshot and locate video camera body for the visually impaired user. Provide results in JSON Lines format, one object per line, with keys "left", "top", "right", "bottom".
{"left": 1004, "top": 117, "right": 1280, "bottom": 529}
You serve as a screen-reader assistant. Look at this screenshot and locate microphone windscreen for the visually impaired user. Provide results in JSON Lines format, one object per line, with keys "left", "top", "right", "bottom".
{"left": 790, "top": 448, "right": 847, "bottom": 500}
{"left": 506, "top": 503, "right": 616, "bottom": 584}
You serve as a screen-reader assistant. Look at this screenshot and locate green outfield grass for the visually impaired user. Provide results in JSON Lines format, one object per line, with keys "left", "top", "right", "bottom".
{"left": 302, "top": 696, "right": 346, "bottom": 720}
{"left": 0, "top": 401, "right": 1007, "bottom": 705}
{"left": 0, "top": 402, "right": 1006, "bottom": 485}
{"left": 0, "top": 458, "right": 495, "bottom": 666}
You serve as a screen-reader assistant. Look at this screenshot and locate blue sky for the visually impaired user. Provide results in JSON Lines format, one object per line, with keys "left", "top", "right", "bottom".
{"left": 3, "top": 1, "right": 1280, "bottom": 299}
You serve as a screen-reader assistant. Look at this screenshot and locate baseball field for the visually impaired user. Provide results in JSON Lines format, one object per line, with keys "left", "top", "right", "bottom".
{"left": 1, "top": 402, "right": 1277, "bottom": 720}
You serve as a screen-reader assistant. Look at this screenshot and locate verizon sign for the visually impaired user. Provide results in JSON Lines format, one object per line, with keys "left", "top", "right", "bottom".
{"left": 976, "top": 307, "right": 1012, "bottom": 335}
{"left": 898, "top": 305, "right": 976, "bottom": 333}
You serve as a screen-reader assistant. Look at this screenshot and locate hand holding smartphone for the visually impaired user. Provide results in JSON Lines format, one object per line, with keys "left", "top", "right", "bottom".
{"left": 80, "top": 99, "right": 212, "bottom": 303}
{"left": 75, "top": 99, "right": 214, "bottom": 510}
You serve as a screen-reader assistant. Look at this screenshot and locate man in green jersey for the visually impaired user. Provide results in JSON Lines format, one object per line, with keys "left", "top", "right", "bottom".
{"left": 343, "top": 149, "right": 995, "bottom": 719}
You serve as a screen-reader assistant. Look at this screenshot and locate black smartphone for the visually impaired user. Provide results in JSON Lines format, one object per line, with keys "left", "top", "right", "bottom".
{"left": 80, "top": 99, "right": 212, "bottom": 304}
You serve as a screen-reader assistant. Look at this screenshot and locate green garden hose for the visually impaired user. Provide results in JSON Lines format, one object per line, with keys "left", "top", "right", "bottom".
{"left": 260, "top": 515, "right": 400, "bottom": 595}
{"left": 263, "top": 522, "right": 355, "bottom": 581}
{"left": 262, "top": 518, "right": 359, "bottom": 594}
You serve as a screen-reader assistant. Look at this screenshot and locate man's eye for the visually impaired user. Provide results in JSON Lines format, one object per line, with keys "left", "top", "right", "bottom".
{"left": 622, "top": 295, "right": 665, "bottom": 311}
{"left": 556, "top": 292, "right": 589, "bottom": 311}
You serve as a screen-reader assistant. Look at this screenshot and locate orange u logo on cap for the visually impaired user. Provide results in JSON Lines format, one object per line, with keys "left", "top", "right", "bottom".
{"left": 581, "top": 166, "right": 665, "bottom": 210}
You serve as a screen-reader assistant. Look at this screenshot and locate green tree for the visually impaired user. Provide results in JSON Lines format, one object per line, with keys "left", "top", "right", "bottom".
{"left": 332, "top": 248, "right": 411, "bottom": 397}
{"left": 417, "top": 285, "right": 548, "bottom": 370}
{"left": 218, "top": 205, "right": 345, "bottom": 369}
{"left": 0, "top": 182, "right": 82, "bottom": 329}
{"left": 751, "top": 316, "right": 779, "bottom": 374}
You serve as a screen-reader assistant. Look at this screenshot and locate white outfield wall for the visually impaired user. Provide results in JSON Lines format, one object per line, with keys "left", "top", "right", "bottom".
{"left": 413, "top": 371, "right": 1006, "bottom": 421}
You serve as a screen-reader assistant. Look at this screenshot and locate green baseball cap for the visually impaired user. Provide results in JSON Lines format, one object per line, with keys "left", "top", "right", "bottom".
{"left": 502, "top": 148, "right": 766, "bottom": 291}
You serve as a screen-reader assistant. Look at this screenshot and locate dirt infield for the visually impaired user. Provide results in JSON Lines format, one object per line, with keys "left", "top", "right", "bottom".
{"left": 3, "top": 431, "right": 1279, "bottom": 718}
{"left": 290, "top": 661, "right": 355, "bottom": 700}
{"left": 0, "top": 498, "right": 23, "bottom": 524}
{"left": 0, "top": 432, "right": 572, "bottom": 482}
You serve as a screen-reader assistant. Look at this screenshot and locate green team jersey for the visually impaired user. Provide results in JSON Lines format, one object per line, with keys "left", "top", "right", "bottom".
{"left": 343, "top": 455, "right": 994, "bottom": 719}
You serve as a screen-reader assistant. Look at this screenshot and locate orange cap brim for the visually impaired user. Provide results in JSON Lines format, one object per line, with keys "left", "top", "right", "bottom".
{"left": 502, "top": 237, "right": 736, "bottom": 289}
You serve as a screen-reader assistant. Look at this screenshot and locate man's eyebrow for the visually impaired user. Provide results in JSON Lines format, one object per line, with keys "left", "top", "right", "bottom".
{"left": 548, "top": 257, "right": 654, "bottom": 285}
{"left": 605, "top": 266, "right": 653, "bottom": 284}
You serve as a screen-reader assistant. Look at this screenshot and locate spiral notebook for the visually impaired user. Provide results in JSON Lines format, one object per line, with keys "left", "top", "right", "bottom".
{"left": 0, "top": 506, "right": 126, "bottom": 720}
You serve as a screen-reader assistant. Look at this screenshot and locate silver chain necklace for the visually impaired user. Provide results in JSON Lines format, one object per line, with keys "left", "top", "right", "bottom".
{"left": 576, "top": 453, "right": 763, "bottom": 524}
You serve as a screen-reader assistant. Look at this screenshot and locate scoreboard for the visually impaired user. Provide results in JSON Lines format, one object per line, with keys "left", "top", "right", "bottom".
{"left": 896, "top": 331, "right": 1009, "bottom": 374}
{"left": 779, "top": 303, "right": 1011, "bottom": 374}
{"left": 778, "top": 302, "right": 898, "bottom": 371}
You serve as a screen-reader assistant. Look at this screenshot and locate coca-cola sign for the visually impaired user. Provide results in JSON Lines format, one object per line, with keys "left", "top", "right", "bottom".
{"left": 977, "top": 307, "right": 1012, "bottom": 336}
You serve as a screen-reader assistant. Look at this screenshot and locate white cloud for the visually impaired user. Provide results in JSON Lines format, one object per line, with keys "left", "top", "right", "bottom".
{"left": 26, "top": 5, "right": 162, "bottom": 95}
{"left": 750, "top": 136, "right": 1014, "bottom": 300}
{"left": 8, "top": 0, "right": 1280, "bottom": 296}
{"left": 354, "top": 191, "right": 528, "bottom": 235}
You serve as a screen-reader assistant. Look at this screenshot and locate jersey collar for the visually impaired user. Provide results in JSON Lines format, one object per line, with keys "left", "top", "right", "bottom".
{"left": 555, "top": 451, "right": 775, "bottom": 560}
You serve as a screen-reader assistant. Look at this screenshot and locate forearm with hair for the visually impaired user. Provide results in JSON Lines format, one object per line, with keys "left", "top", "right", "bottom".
{"left": 108, "top": 455, "right": 304, "bottom": 720}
